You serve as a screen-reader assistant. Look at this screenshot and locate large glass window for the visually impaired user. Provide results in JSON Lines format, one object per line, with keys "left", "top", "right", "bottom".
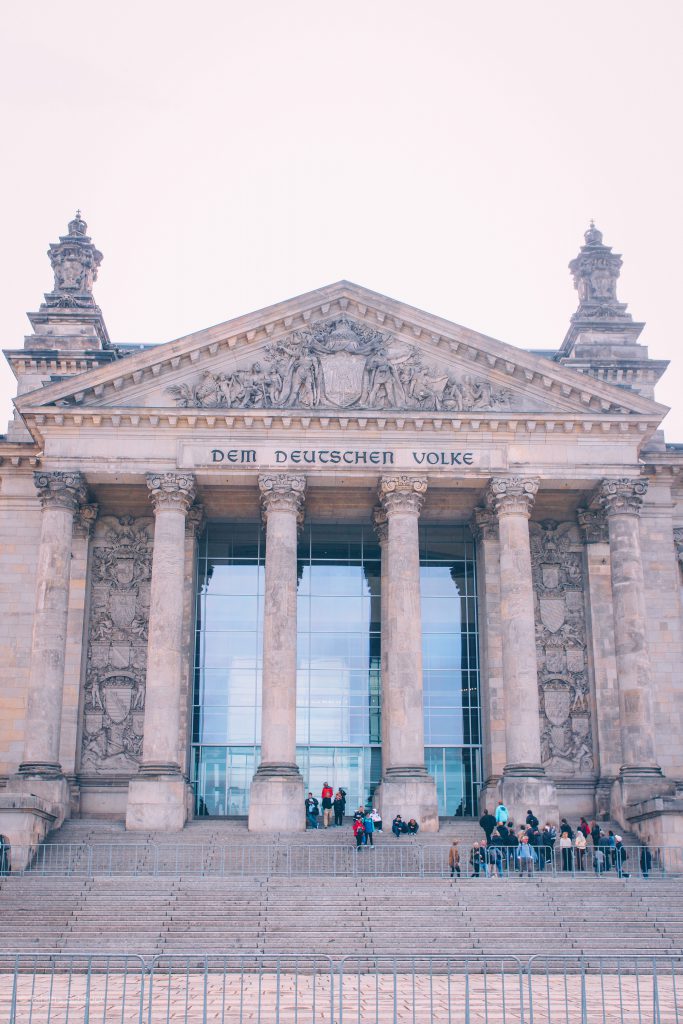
{"left": 192, "top": 521, "right": 481, "bottom": 817}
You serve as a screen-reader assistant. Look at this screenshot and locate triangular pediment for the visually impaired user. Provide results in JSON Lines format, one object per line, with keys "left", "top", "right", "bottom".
{"left": 15, "top": 281, "right": 667, "bottom": 423}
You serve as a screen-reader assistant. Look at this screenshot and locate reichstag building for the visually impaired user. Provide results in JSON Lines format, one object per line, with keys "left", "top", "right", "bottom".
{"left": 1, "top": 215, "right": 682, "bottom": 863}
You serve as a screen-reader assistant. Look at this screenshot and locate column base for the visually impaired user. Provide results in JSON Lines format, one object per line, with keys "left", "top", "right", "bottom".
{"left": 248, "top": 766, "right": 305, "bottom": 832}
{"left": 0, "top": 774, "right": 71, "bottom": 870}
{"left": 500, "top": 770, "right": 558, "bottom": 828}
{"left": 126, "top": 774, "right": 189, "bottom": 832}
{"left": 375, "top": 770, "right": 439, "bottom": 832}
{"left": 610, "top": 767, "right": 675, "bottom": 835}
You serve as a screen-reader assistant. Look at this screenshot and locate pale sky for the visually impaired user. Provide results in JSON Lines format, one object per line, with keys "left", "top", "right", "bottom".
{"left": 2, "top": 1, "right": 682, "bottom": 437}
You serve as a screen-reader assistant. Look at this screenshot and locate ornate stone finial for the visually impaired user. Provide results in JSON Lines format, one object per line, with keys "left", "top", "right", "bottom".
{"left": 258, "top": 474, "right": 306, "bottom": 524}
{"left": 485, "top": 476, "right": 539, "bottom": 519}
{"left": 146, "top": 472, "right": 196, "bottom": 514}
{"left": 471, "top": 506, "right": 497, "bottom": 542}
{"left": 584, "top": 220, "right": 603, "bottom": 246}
{"left": 577, "top": 507, "right": 609, "bottom": 544}
{"left": 378, "top": 475, "right": 428, "bottom": 516}
{"left": 372, "top": 505, "right": 388, "bottom": 544}
{"left": 42, "top": 212, "right": 103, "bottom": 311}
{"left": 185, "top": 503, "right": 206, "bottom": 538}
{"left": 568, "top": 223, "right": 631, "bottom": 324}
{"left": 33, "top": 471, "right": 88, "bottom": 513}
{"left": 74, "top": 502, "right": 99, "bottom": 537}
{"left": 594, "top": 477, "right": 648, "bottom": 517}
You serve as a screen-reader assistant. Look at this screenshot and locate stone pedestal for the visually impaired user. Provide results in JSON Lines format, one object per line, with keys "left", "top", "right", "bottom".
{"left": 486, "top": 477, "right": 558, "bottom": 825}
{"left": 126, "top": 473, "right": 196, "bottom": 832}
{"left": 374, "top": 475, "right": 438, "bottom": 832}
{"left": 248, "top": 474, "right": 306, "bottom": 832}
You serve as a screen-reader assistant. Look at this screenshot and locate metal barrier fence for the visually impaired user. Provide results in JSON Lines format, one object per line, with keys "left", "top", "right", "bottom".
{"left": 10, "top": 841, "right": 683, "bottom": 878}
{"left": 2, "top": 953, "right": 683, "bottom": 1023}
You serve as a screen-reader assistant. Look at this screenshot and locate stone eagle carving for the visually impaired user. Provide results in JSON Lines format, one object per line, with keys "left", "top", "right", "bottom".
{"left": 166, "top": 317, "right": 512, "bottom": 412}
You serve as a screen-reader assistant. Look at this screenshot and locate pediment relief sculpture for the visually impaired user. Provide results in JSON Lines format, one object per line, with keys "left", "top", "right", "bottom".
{"left": 165, "top": 317, "right": 513, "bottom": 413}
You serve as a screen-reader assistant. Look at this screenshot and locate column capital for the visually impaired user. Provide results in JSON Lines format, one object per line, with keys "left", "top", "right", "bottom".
{"left": 594, "top": 477, "right": 648, "bottom": 517}
{"left": 471, "top": 506, "right": 497, "bottom": 542}
{"left": 577, "top": 506, "right": 609, "bottom": 544}
{"left": 258, "top": 473, "right": 306, "bottom": 523}
{"left": 73, "top": 502, "right": 99, "bottom": 538}
{"left": 486, "top": 476, "right": 539, "bottom": 519}
{"left": 146, "top": 472, "right": 196, "bottom": 514}
{"left": 34, "top": 471, "right": 88, "bottom": 512}
{"left": 185, "top": 503, "right": 206, "bottom": 538}
{"left": 372, "top": 505, "right": 388, "bottom": 544}
{"left": 378, "top": 475, "right": 427, "bottom": 516}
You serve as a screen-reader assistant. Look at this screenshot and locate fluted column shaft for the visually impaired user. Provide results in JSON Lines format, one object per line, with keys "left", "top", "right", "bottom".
{"left": 380, "top": 476, "right": 428, "bottom": 773}
{"left": 597, "top": 478, "right": 659, "bottom": 772}
{"left": 372, "top": 506, "right": 390, "bottom": 772}
{"left": 258, "top": 474, "right": 305, "bottom": 771}
{"left": 139, "top": 472, "right": 196, "bottom": 774}
{"left": 20, "top": 472, "right": 87, "bottom": 775}
{"left": 487, "top": 477, "right": 543, "bottom": 772}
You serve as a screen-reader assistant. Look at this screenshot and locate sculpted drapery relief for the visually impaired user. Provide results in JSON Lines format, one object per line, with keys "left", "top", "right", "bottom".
{"left": 166, "top": 317, "right": 513, "bottom": 413}
{"left": 81, "top": 515, "right": 153, "bottom": 774}
{"left": 530, "top": 520, "right": 594, "bottom": 777}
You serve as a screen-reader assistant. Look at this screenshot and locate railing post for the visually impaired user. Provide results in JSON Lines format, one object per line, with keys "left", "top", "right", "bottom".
{"left": 419, "top": 845, "right": 425, "bottom": 878}
{"left": 580, "top": 958, "right": 587, "bottom": 1024}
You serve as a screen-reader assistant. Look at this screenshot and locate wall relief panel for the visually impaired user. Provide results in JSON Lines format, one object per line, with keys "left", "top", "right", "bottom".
{"left": 530, "top": 520, "right": 594, "bottom": 777}
{"left": 80, "top": 515, "right": 153, "bottom": 774}
{"left": 166, "top": 317, "right": 514, "bottom": 413}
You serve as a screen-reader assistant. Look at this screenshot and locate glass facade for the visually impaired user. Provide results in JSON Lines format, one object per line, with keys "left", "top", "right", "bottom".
{"left": 192, "top": 521, "right": 481, "bottom": 817}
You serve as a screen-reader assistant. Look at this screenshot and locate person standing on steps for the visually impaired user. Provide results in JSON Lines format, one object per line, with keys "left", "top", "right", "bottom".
{"left": 362, "top": 809, "right": 375, "bottom": 848}
{"left": 495, "top": 801, "right": 509, "bottom": 826}
{"left": 305, "top": 792, "right": 320, "bottom": 829}
{"left": 353, "top": 816, "right": 365, "bottom": 851}
{"left": 448, "top": 840, "right": 461, "bottom": 878}
{"left": 525, "top": 809, "right": 539, "bottom": 830}
{"left": 479, "top": 808, "right": 496, "bottom": 843}
{"left": 333, "top": 789, "right": 346, "bottom": 826}
{"left": 321, "top": 782, "right": 334, "bottom": 828}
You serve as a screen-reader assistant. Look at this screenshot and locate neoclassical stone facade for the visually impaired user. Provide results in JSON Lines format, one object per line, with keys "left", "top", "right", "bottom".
{"left": 1, "top": 215, "right": 683, "bottom": 863}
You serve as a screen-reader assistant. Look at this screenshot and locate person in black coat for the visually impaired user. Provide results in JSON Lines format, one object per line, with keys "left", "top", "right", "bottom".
{"left": 333, "top": 789, "right": 346, "bottom": 826}
{"left": 559, "top": 817, "right": 574, "bottom": 841}
{"left": 525, "top": 810, "right": 539, "bottom": 830}
{"left": 640, "top": 844, "right": 653, "bottom": 879}
{"left": 479, "top": 809, "right": 496, "bottom": 842}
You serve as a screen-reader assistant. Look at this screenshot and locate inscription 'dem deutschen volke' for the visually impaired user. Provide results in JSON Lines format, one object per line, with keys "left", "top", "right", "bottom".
{"left": 209, "top": 448, "right": 475, "bottom": 466}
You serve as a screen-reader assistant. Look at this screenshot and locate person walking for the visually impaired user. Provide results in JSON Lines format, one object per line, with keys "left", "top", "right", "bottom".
{"left": 448, "top": 840, "right": 461, "bottom": 878}
{"left": 333, "top": 789, "right": 346, "bottom": 827}
{"left": 495, "top": 801, "right": 509, "bottom": 825}
{"left": 575, "top": 830, "right": 587, "bottom": 871}
{"left": 305, "top": 793, "right": 320, "bottom": 829}
{"left": 321, "top": 783, "right": 334, "bottom": 828}
{"left": 479, "top": 808, "right": 496, "bottom": 843}
{"left": 560, "top": 831, "right": 574, "bottom": 872}
{"left": 353, "top": 816, "right": 365, "bottom": 851}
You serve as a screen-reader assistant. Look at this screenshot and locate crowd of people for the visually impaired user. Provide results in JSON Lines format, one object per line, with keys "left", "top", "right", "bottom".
{"left": 471, "top": 802, "right": 653, "bottom": 877}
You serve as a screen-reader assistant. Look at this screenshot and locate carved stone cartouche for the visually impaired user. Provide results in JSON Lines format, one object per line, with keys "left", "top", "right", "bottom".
{"left": 530, "top": 519, "right": 594, "bottom": 777}
{"left": 166, "top": 317, "right": 513, "bottom": 413}
{"left": 81, "top": 515, "right": 153, "bottom": 774}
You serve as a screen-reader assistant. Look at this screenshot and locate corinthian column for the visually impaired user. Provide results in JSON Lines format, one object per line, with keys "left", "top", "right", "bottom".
{"left": 248, "top": 473, "right": 306, "bottom": 832}
{"left": 126, "top": 472, "right": 196, "bottom": 832}
{"left": 374, "top": 475, "right": 439, "bottom": 832}
{"left": 486, "top": 476, "right": 557, "bottom": 824}
{"left": 595, "top": 479, "right": 662, "bottom": 785}
{"left": 19, "top": 472, "right": 88, "bottom": 780}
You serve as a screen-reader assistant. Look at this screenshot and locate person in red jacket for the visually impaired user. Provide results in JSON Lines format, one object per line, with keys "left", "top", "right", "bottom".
{"left": 353, "top": 817, "right": 365, "bottom": 850}
{"left": 321, "top": 782, "right": 334, "bottom": 828}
